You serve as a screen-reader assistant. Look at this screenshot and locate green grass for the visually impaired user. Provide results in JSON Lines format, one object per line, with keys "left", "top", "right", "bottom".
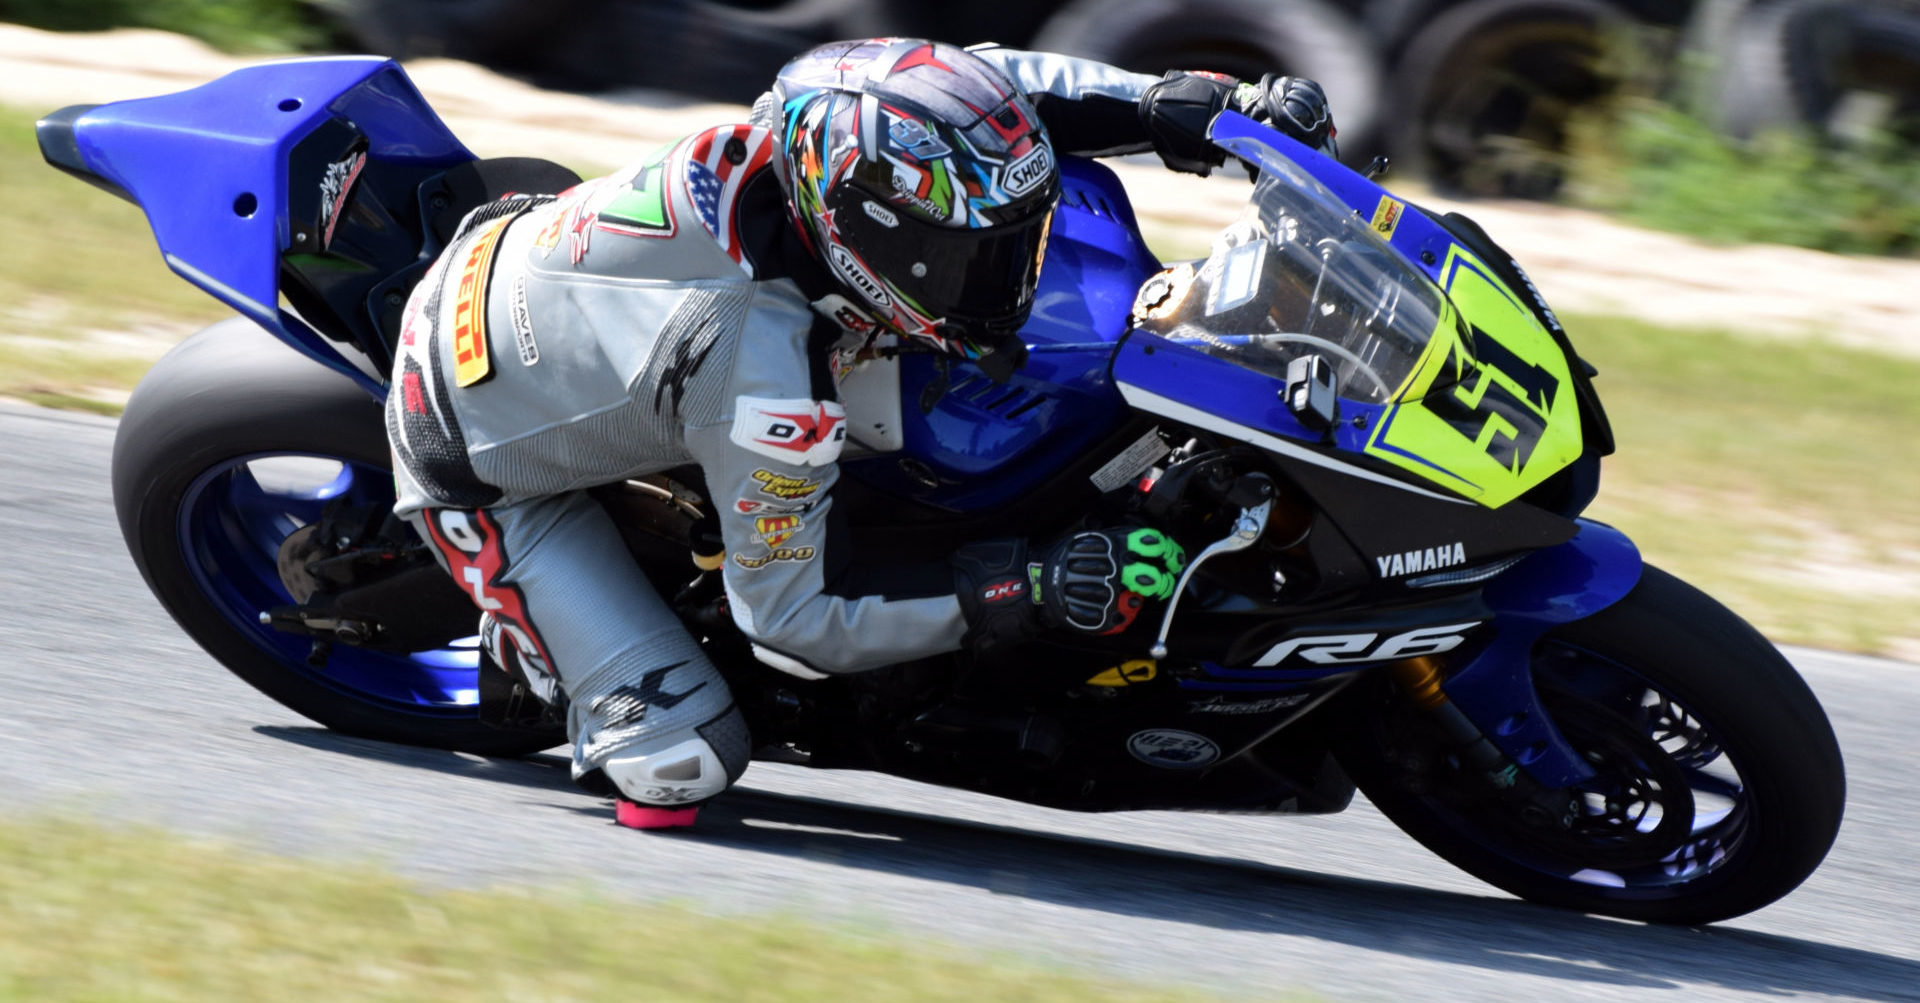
{"left": 1569, "top": 312, "right": 1920, "bottom": 655}
{"left": 0, "top": 0, "right": 328, "bottom": 53}
{"left": 0, "top": 814, "right": 1228, "bottom": 1003}
{"left": 0, "top": 104, "right": 227, "bottom": 401}
{"left": 1567, "top": 98, "right": 1920, "bottom": 257}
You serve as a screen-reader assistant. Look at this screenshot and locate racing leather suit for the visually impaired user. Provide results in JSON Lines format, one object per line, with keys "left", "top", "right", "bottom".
{"left": 387, "top": 47, "right": 1185, "bottom": 806}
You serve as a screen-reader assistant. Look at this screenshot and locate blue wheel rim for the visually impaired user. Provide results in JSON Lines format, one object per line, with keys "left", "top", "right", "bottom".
{"left": 179, "top": 452, "right": 481, "bottom": 715}
{"left": 1461, "top": 644, "right": 1760, "bottom": 897}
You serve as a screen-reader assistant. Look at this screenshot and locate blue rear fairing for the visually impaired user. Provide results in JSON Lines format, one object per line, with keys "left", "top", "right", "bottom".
{"left": 66, "top": 58, "right": 473, "bottom": 394}
{"left": 841, "top": 156, "right": 1156, "bottom": 510}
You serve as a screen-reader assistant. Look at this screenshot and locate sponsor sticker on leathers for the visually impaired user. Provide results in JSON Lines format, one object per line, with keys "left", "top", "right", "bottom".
{"left": 751, "top": 469, "right": 823, "bottom": 500}
{"left": 730, "top": 397, "right": 847, "bottom": 466}
{"left": 733, "top": 546, "right": 816, "bottom": 570}
{"left": 508, "top": 276, "right": 538, "bottom": 366}
{"left": 451, "top": 218, "right": 510, "bottom": 387}
{"left": 753, "top": 515, "right": 802, "bottom": 547}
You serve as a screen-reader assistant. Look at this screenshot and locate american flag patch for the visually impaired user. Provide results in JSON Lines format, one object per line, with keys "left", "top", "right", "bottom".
{"left": 684, "top": 124, "right": 775, "bottom": 275}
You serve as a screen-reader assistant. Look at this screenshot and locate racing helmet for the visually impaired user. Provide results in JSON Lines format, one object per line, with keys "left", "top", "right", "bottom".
{"left": 770, "top": 39, "right": 1060, "bottom": 367}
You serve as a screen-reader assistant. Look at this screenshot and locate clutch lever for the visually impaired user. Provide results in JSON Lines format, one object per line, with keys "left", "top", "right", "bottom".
{"left": 1149, "top": 481, "right": 1273, "bottom": 659}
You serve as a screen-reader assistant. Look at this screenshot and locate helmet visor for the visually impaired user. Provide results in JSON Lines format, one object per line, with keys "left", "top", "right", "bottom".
{"left": 829, "top": 186, "right": 1055, "bottom": 332}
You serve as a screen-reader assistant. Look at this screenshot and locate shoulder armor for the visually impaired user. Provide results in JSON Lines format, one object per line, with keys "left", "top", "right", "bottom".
{"left": 678, "top": 124, "right": 779, "bottom": 276}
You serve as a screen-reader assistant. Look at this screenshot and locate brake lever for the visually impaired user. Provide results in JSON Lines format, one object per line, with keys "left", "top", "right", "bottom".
{"left": 1149, "top": 489, "right": 1272, "bottom": 659}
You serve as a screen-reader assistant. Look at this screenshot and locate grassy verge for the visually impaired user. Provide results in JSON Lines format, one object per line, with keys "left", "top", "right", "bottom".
{"left": 1567, "top": 98, "right": 1920, "bottom": 257}
{"left": 0, "top": 0, "right": 328, "bottom": 53}
{"left": 0, "top": 814, "right": 1226, "bottom": 1002}
{"left": 1568, "top": 313, "right": 1920, "bottom": 656}
{"left": 0, "top": 104, "right": 227, "bottom": 405}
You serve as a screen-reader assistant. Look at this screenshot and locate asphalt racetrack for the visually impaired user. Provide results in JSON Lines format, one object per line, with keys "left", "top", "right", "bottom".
{"left": 4, "top": 400, "right": 1917, "bottom": 1002}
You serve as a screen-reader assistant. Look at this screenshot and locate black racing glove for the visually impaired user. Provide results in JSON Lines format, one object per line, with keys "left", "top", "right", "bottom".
{"left": 952, "top": 528, "right": 1188, "bottom": 648}
{"left": 1140, "top": 70, "right": 1339, "bottom": 175}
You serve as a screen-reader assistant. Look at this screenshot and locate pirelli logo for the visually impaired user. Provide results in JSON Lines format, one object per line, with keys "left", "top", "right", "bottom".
{"left": 452, "top": 218, "right": 509, "bottom": 387}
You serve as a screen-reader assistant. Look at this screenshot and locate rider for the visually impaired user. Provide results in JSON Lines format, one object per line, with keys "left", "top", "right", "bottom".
{"left": 386, "top": 38, "right": 1338, "bottom": 827}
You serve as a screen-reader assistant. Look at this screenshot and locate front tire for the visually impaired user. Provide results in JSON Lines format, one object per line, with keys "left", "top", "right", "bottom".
{"left": 1341, "top": 565, "right": 1844, "bottom": 924}
{"left": 113, "top": 318, "right": 562, "bottom": 757}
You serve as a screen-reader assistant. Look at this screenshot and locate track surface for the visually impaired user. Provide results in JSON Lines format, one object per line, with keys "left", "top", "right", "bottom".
{"left": 4, "top": 400, "right": 1917, "bottom": 1002}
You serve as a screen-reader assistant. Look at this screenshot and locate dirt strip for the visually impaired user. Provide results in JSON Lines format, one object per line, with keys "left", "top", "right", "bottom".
{"left": 6, "top": 23, "right": 1917, "bottom": 355}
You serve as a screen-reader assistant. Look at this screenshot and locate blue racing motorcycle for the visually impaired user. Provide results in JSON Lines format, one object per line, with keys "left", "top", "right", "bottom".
{"left": 38, "top": 57, "right": 1843, "bottom": 924}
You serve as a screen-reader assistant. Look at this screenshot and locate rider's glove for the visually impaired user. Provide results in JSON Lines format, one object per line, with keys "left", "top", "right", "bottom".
{"left": 1233, "top": 74, "right": 1339, "bottom": 159}
{"left": 952, "top": 528, "right": 1187, "bottom": 648}
{"left": 1140, "top": 70, "right": 1339, "bottom": 176}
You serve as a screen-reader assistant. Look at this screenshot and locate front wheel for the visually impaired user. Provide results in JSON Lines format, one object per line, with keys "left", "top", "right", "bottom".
{"left": 1340, "top": 565, "right": 1845, "bottom": 924}
{"left": 113, "top": 318, "right": 562, "bottom": 756}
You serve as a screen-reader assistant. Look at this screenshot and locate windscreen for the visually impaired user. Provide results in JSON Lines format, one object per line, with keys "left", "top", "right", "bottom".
{"left": 1130, "top": 148, "right": 1456, "bottom": 405}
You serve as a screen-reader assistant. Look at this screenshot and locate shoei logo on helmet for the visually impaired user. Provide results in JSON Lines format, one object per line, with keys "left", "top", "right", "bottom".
{"left": 828, "top": 244, "right": 892, "bottom": 308}
{"left": 862, "top": 200, "right": 899, "bottom": 228}
{"left": 1004, "top": 144, "right": 1053, "bottom": 198}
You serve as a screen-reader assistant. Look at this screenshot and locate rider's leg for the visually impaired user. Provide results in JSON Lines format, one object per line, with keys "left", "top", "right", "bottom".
{"left": 407, "top": 493, "right": 750, "bottom": 824}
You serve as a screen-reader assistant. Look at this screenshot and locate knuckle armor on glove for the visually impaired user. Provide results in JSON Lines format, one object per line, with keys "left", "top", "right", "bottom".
{"left": 1234, "top": 74, "right": 1338, "bottom": 157}
{"left": 1037, "top": 527, "right": 1186, "bottom": 635}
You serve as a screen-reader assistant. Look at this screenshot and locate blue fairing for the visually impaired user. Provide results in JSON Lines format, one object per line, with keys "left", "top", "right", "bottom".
{"left": 1445, "top": 520, "right": 1644, "bottom": 786}
{"left": 839, "top": 156, "right": 1157, "bottom": 511}
{"left": 66, "top": 57, "right": 474, "bottom": 396}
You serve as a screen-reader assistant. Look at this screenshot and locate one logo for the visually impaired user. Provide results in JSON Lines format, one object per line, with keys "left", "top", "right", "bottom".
{"left": 980, "top": 578, "right": 1025, "bottom": 604}
{"left": 1251, "top": 621, "right": 1485, "bottom": 667}
{"left": 451, "top": 218, "right": 510, "bottom": 388}
{"left": 735, "top": 498, "right": 810, "bottom": 516}
{"left": 751, "top": 468, "right": 823, "bottom": 500}
{"left": 508, "top": 276, "right": 538, "bottom": 366}
{"left": 1004, "top": 144, "right": 1054, "bottom": 198}
{"left": 591, "top": 660, "right": 707, "bottom": 728}
{"left": 812, "top": 293, "right": 877, "bottom": 335}
{"left": 318, "top": 147, "right": 367, "bottom": 248}
{"left": 1127, "top": 729, "right": 1220, "bottom": 769}
{"left": 733, "top": 546, "right": 817, "bottom": 570}
{"left": 1187, "top": 693, "right": 1311, "bottom": 715}
{"left": 828, "top": 245, "right": 892, "bottom": 308}
{"left": 1370, "top": 196, "right": 1405, "bottom": 240}
{"left": 1376, "top": 542, "right": 1466, "bottom": 578}
{"left": 754, "top": 515, "right": 802, "bottom": 547}
{"left": 1086, "top": 659, "right": 1157, "bottom": 687}
{"left": 862, "top": 200, "right": 899, "bottom": 228}
{"left": 730, "top": 397, "right": 847, "bottom": 466}
{"left": 889, "top": 117, "right": 952, "bottom": 160}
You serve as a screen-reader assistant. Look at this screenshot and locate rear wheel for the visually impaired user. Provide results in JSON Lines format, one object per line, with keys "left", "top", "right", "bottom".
{"left": 1341, "top": 565, "right": 1845, "bottom": 924}
{"left": 113, "top": 318, "right": 562, "bottom": 756}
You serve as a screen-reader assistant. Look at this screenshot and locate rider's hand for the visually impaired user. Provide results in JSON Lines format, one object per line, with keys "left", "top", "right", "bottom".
{"left": 1232, "top": 74, "right": 1339, "bottom": 159}
{"left": 952, "top": 527, "right": 1186, "bottom": 648}
{"left": 1141, "top": 70, "right": 1338, "bottom": 176}
{"left": 1035, "top": 526, "right": 1187, "bottom": 635}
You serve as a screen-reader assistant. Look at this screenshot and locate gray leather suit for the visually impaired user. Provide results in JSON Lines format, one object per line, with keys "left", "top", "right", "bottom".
{"left": 386, "top": 47, "right": 1163, "bottom": 805}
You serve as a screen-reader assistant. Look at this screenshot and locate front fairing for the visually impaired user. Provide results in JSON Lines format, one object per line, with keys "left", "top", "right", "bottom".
{"left": 1117, "top": 113, "right": 1588, "bottom": 509}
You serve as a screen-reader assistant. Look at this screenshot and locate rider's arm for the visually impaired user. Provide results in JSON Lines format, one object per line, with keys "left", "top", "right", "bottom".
{"left": 682, "top": 285, "right": 968, "bottom": 678}
{"left": 966, "top": 44, "right": 1161, "bottom": 158}
{"left": 971, "top": 44, "right": 1338, "bottom": 173}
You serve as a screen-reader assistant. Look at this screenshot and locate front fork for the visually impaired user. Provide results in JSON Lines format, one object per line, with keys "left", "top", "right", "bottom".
{"left": 1390, "top": 656, "right": 1579, "bottom": 828}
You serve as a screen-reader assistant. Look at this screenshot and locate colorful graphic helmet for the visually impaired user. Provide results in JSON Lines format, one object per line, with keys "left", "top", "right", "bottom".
{"left": 771, "top": 39, "right": 1059, "bottom": 367}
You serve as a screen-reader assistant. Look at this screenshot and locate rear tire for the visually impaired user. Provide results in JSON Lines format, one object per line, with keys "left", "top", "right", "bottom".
{"left": 1341, "top": 565, "right": 1844, "bottom": 924}
{"left": 114, "top": 318, "right": 563, "bottom": 757}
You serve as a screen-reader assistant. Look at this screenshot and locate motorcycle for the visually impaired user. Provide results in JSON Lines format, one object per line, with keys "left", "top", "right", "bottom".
{"left": 37, "top": 56, "right": 1844, "bottom": 924}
